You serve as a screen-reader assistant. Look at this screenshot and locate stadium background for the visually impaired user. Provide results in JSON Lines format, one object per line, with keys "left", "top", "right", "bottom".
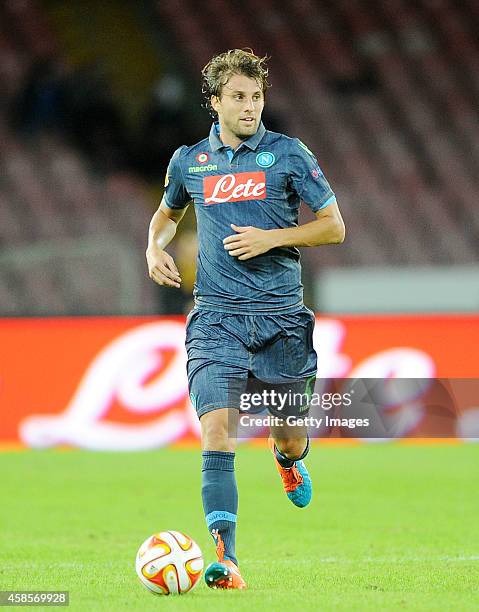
{"left": 0, "top": 1, "right": 478, "bottom": 609}
{"left": 0, "top": 0, "right": 478, "bottom": 446}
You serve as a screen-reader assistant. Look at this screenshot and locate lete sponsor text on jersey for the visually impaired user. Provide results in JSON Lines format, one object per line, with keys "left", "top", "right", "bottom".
{"left": 203, "top": 172, "right": 266, "bottom": 205}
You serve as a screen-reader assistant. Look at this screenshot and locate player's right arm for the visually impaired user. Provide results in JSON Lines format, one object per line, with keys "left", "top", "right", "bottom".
{"left": 146, "top": 146, "right": 191, "bottom": 288}
{"left": 146, "top": 199, "right": 189, "bottom": 288}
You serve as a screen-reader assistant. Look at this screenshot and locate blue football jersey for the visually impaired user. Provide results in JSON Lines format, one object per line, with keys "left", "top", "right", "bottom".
{"left": 164, "top": 122, "right": 336, "bottom": 314}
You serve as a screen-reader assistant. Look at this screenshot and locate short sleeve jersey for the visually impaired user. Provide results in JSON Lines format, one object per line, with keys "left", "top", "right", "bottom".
{"left": 164, "top": 122, "right": 336, "bottom": 314}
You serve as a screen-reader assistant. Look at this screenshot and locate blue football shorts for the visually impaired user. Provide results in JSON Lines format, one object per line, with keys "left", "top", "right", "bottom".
{"left": 185, "top": 306, "right": 318, "bottom": 418}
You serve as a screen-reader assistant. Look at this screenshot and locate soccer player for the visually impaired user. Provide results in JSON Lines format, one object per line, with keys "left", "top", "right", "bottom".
{"left": 146, "top": 49, "right": 345, "bottom": 589}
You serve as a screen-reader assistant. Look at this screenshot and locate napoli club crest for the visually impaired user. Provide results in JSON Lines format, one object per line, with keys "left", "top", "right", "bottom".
{"left": 256, "top": 151, "right": 275, "bottom": 168}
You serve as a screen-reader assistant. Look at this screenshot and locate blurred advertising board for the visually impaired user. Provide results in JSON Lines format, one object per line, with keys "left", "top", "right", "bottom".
{"left": 0, "top": 315, "right": 478, "bottom": 449}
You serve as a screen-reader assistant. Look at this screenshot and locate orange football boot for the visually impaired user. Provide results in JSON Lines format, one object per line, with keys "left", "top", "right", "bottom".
{"left": 268, "top": 437, "right": 312, "bottom": 507}
{"left": 212, "top": 530, "right": 247, "bottom": 589}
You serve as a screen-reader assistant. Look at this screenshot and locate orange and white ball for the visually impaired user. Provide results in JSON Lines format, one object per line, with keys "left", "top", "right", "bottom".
{"left": 135, "top": 531, "right": 203, "bottom": 595}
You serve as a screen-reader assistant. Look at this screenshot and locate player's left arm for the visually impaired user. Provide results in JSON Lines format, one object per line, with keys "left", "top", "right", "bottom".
{"left": 224, "top": 139, "right": 345, "bottom": 260}
{"left": 270, "top": 199, "right": 345, "bottom": 247}
{"left": 223, "top": 200, "right": 345, "bottom": 260}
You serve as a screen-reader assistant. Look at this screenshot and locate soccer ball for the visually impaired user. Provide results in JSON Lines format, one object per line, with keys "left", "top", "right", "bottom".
{"left": 135, "top": 531, "right": 204, "bottom": 595}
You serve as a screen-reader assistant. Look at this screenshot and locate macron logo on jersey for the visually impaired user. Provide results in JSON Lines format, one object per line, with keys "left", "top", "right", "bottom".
{"left": 203, "top": 172, "right": 266, "bottom": 205}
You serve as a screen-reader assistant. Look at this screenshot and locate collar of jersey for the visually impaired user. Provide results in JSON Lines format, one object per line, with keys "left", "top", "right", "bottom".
{"left": 209, "top": 121, "right": 266, "bottom": 152}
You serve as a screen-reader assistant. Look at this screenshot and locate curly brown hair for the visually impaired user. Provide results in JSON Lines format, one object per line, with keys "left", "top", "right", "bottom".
{"left": 201, "top": 48, "right": 270, "bottom": 116}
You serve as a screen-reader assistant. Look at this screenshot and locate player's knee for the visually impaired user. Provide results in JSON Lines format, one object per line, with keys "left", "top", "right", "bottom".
{"left": 275, "top": 437, "right": 307, "bottom": 460}
{"left": 200, "top": 409, "right": 236, "bottom": 452}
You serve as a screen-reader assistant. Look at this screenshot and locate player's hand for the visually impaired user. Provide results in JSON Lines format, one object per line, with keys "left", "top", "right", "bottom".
{"left": 223, "top": 224, "right": 278, "bottom": 260}
{"left": 146, "top": 247, "right": 182, "bottom": 288}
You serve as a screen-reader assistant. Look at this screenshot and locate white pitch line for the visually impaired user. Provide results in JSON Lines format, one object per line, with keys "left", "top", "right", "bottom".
{"left": 248, "top": 555, "right": 479, "bottom": 564}
{"left": 3, "top": 555, "right": 479, "bottom": 570}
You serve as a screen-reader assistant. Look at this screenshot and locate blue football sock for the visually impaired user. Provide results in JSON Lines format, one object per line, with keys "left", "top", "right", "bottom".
{"left": 201, "top": 450, "right": 238, "bottom": 565}
{"left": 274, "top": 436, "right": 310, "bottom": 468}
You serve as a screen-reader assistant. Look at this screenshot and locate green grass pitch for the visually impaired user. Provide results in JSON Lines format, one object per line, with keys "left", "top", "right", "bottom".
{"left": 1, "top": 444, "right": 478, "bottom": 611}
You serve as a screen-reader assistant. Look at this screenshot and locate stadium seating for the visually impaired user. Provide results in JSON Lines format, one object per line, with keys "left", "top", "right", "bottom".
{"left": 0, "top": 0, "right": 477, "bottom": 314}
{"left": 0, "top": 0, "right": 156, "bottom": 315}
{"left": 156, "top": 0, "right": 479, "bottom": 270}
